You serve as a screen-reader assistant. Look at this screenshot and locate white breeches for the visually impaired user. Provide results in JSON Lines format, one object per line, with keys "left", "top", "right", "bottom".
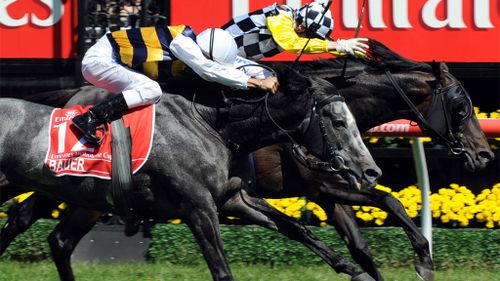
{"left": 81, "top": 35, "right": 162, "bottom": 108}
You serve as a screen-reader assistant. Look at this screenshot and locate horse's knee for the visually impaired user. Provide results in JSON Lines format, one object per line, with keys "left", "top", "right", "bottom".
{"left": 47, "top": 229, "right": 71, "bottom": 253}
{"left": 47, "top": 230, "right": 65, "bottom": 256}
{"left": 221, "top": 190, "right": 278, "bottom": 231}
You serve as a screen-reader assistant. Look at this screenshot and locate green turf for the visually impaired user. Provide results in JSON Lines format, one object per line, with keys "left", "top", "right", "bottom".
{"left": 0, "top": 262, "right": 497, "bottom": 281}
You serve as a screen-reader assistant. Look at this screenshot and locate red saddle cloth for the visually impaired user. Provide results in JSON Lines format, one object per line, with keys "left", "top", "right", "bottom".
{"left": 44, "top": 104, "right": 155, "bottom": 179}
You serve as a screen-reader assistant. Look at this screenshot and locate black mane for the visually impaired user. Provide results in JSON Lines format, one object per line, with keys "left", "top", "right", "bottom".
{"left": 366, "top": 38, "right": 432, "bottom": 73}
{"left": 285, "top": 38, "right": 432, "bottom": 74}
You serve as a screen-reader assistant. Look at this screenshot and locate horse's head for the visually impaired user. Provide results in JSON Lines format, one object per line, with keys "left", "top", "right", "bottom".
{"left": 273, "top": 66, "right": 381, "bottom": 190}
{"left": 423, "top": 62, "right": 494, "bottom": 171}
{"left": 364, "top": 39, "right": 494, "bottom": 172}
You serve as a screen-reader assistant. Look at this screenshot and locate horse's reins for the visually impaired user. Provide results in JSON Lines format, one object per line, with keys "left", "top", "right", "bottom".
{"left": 192, "top": 62, "right": 348, "bottom": 173}
{"left": 253, "top": 91, "right": 347, "bottom": 172}
{"left": 240, "top": 64, "right": 348, "bottom": 172}
{"left": 332, "top": 0, "right": 470, "bottom": 155}
{"left": 384, "top": 69, "right": 471, "bottom": 155}
{"left": 208, "top": 28, "right": 215, "bottom": 60}
{"left": 340, "top": 0, "right": 367, "bottom": 78}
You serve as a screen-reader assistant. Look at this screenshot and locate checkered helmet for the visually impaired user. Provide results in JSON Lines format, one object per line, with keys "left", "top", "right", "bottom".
{"left": 196, "top": 28, "right": 238, "bottom": 66}
{"left": 295, "top": 1, "right": 334, "bottom": 39}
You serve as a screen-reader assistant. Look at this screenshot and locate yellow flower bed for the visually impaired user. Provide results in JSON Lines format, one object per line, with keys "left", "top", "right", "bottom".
{"left": 263, "top": 183, "right": 499, "bottom": 229}
{"left": 265, "top": 197, "right": 328, "bottom": 226}
{"left": 354, "top": 183, "right": 500, "bottom": 229}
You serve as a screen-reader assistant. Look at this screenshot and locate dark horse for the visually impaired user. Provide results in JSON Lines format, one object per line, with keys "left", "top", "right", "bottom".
{"left": 0, "top": 64, "right": 380, "bottom": 281}
{"left": 1, "top": 40, "right": 493, "bottom": 281}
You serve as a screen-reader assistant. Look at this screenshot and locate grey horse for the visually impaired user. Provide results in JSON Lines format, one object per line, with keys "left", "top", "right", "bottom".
{"left": 0, "top": 64, "right": 379, "bottom": 281}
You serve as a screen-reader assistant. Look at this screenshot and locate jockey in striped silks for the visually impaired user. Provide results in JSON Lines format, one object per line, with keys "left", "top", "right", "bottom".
{"left": 73, "top": 26, "right": 279, "bottom": 146}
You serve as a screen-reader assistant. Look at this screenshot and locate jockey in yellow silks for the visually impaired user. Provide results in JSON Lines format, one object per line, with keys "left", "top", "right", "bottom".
{"left": 222, "top": 2, "right": 369, "bottom": 61}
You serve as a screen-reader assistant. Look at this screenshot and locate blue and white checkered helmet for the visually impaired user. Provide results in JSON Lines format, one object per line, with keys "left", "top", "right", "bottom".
{"left": 295, "top": 1, "right": 334, "bottom": 39}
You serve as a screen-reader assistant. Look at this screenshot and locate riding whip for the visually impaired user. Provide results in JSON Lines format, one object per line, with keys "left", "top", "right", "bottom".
{"left": 340, "top": 0, "right": 367, "bottom": 78}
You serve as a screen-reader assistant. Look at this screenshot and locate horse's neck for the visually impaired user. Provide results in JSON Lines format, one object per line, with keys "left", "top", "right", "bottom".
{"left": 341, "top": 72, "right": 431, "bottom": 131}
{"left": 297, "top": 59, "right": 433, "bottom": 131}
{"left": 215, "top": 94, "right": 310, "bottom": 153}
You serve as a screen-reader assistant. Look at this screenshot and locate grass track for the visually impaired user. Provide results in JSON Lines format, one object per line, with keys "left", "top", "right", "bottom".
{"left": 0, "top": 262, "right": 498, "bottom": 281}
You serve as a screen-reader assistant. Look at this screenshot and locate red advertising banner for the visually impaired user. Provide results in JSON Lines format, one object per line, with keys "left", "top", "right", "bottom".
{"left": 0, "top": 0, "right": 78, "bottom": 59}
{"left": 171, "top": 0, "right": 500, "bottom": 63}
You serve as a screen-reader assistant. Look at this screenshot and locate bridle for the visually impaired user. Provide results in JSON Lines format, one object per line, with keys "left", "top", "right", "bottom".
{"left": 385, "top": 67, "right": 473, "bottom": 155}
{"left": 199, "top": 64, "right": 349, "bottom": 173}
{"left": 293, "top": 94, "right": 348, "bottom": 172}
{"left": 222, "top": 92, "right": 348, "bottom": 173}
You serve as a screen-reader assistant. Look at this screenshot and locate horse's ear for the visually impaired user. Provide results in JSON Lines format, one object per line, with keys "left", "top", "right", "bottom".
{"left": 439, "top": 61, "right": 449, "bottom": 73}
{"left": 431, "top": 60, "right": 441, "bottom": 81}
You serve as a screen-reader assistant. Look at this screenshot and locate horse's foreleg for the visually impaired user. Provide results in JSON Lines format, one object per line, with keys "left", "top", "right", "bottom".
{"left": 185, "top": 196, "right": 233, "bottom": 281}
{"left": 369, "top": 190, "right": 433, "bottom": 281}
{"left": 48, "top": 207, "right": 102, "bottom": 281}
{"left": 0, "top": 194, "right": 59, "bottom": 256}
{"left": 318, "top": 202, "right": 384, "bottom": 281}
{"left": 220, "top": 185, "right": 374, "bottom": 281}
{"left": 321, "top": 189, "right": 433, "bottom": 281}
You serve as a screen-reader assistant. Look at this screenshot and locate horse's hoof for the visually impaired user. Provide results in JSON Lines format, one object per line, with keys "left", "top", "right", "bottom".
{"left": 352, "top": 272, "right": 376, "bottom": 281}
{"left": 415, "top": 265, "right": 434, "bottom": 281}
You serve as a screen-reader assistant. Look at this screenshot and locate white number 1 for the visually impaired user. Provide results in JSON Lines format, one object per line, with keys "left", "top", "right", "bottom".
{"left": 54, "top": 122, "right": 67, "bottom": 153}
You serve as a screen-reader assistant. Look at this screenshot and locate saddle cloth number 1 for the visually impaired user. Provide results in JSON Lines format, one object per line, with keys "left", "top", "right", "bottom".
{"left": 44, "top": 105, "right": 154, "bottom": 180}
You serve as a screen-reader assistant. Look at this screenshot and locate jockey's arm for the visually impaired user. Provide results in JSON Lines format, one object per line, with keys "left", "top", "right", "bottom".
{"left": 170, "top": 34, "right": 248, "bottom": 89}
{"left": 266, "top": 13, "right": 367, "bottom": 57}
{"left": 234, "top": 56, "right": 279, "bottom": 93}
{"left": 234, "top": 56, "right": 274, "bottom": 79}
{"left": 267, "top": 13, "right": 333, "bottom": 54}
{"left": 169, "top": 34, "right": 277, "bottom": 93}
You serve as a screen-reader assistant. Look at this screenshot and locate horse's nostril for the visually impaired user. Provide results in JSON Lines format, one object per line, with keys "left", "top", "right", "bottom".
{"left": 364, "top": 168, "right": 382, "bottom": 180}
{"left": 478, "top": 150, "right": 495, "bottom": 162}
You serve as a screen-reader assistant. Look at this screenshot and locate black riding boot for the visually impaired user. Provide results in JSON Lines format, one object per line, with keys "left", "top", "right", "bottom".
{"left": 72, "top": 93, "right": 129, "bottom": 146}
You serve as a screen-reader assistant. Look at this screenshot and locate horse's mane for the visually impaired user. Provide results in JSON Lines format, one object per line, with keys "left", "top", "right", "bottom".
{"left": 365, "top": 39, "right": 432, "bottom": 73}
{"left": 268, "top": 62, "right": 313, "bottom": 93}
{"left": 289, "top": 38, "right": 432, "bottom": 74}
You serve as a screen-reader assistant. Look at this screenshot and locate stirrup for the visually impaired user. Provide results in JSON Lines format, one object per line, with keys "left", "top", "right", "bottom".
{"left": 84, "top": 123, "right": 106, "bottom": 146}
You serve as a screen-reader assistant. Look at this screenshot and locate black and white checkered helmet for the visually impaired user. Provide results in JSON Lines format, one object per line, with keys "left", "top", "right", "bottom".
{"left": 295, "top": 1, "right": 333, "bottom": 39}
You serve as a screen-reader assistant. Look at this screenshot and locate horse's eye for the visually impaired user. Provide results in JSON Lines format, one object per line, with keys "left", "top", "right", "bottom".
{"left": 456, "top": 102, "right": 469, "bottom": 117}
{"left": 454, "top": 101, "right": 470, "bottom": 120}
{"left": 332, "top": 119, "right": 346, "bottom": 128}
{"left": 451, "top": 101, "right": 470, "bottom": 131}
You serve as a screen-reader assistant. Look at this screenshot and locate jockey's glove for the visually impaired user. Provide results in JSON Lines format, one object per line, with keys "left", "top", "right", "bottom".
{"left": 335, "top": 38, "right": 369, "bottom": 56}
